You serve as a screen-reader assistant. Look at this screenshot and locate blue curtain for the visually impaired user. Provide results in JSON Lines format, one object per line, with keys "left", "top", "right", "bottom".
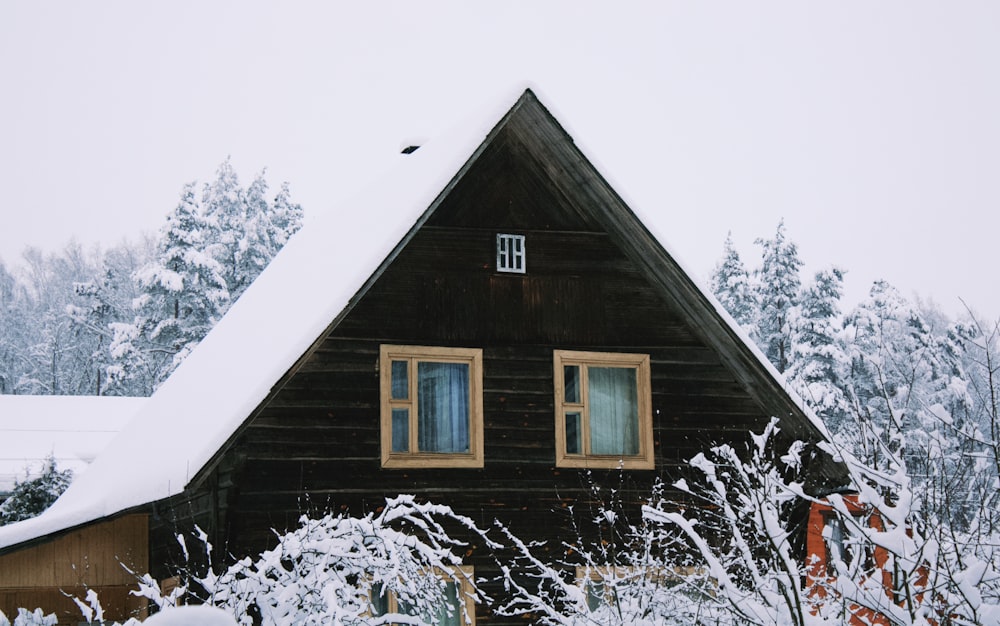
{"left": 588, "top": 366, "right": 638, "bottom": 455}
{"left": 418, "top": 362, "right": 470, "bottom": 453}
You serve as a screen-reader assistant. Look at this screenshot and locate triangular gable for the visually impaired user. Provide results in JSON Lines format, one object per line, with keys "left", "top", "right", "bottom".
{"left": 0, "top": 86, "right": 842, "bottom": 552}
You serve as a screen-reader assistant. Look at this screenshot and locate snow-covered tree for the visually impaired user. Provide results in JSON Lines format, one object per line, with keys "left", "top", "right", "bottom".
{"left": 710, "top": 232, "right": 757, "bottom": 333}
{"left": 269, "top": 181, "right": 304, "bottom": 250}
{"left": 0, "top": 160, "right": 301, "bottom": 397}
{"left": 199, "top": 159, "right": 302, "bottom": 305}
{"left": 2, "top": 243, "right": 109, "bottom": 395}
{"left": 0, "top": 456, "right": 72, "bottom": 525}
{"left": 786, "top": 268, "right": 850, "bottom": 434}
{"left": 108, "top": 184, "right": 231, "bottom": 393}
{"left": 0, "top": 259, "right": 32, "bottom": 395}
{"left": 221, "top": 170, "right": 302, "bottom": 302}
{"left": 200, "top": 159, "right": 244, "bottom": 297}
{"left": 66, "top": 241, "right": 150, "bottom": 395}
{"left": 754, "top": 220, "right": 803, "bottom": 373}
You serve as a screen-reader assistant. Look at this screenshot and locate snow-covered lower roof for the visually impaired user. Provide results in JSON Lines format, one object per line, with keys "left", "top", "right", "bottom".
{"left": 0, "top": 84, "right": 834, "bottom": 551}
{"left": 0, "top": 395, "right": 145, "bottom": 494}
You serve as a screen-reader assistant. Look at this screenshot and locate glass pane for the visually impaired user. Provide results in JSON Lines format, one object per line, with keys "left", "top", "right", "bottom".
{"left": 565, "top": 412, "right": 582, "bottom": 454}
{"left": 371, "top": 583, "right": 389, "bottom": 616}
{"left": 391, "top": 360, "right": 408, "bottom": 400}
{"left": 417, "top": 362, "right": 470, "bottom": 453}
{"left": 564, "top": 365, "right": 580, "bottom": 403}
{"left": 432, "top": 582, "right": 461, "bottom": 626}
{"left": 392, "top": 408, "right": 409, "bottom": 452}
{"left": 588, "top": 367, "right": 639, "bottom": 456}
{"left": 586, "top": 579, "right": 605, "bottom": 611}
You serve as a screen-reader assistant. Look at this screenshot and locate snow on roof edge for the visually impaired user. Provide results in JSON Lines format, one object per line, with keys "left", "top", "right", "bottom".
{"left": 0, "top": 85, "right": 533, "bottom": 552}
{"left": 0, "top": 82, "right": 834, "bottom": 551}
{"left": 512, "top": 93, "right": 818, "bottom": 435}
{"left": 535, "top": 96, "right": 834, "bottom": 444}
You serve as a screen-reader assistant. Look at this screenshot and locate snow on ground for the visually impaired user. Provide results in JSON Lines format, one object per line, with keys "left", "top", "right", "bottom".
{"left": 0, "top": 395, "right": 145, "bottom": 494}
{"left": 144, "top": 606, "right": 237, "bottom": 626}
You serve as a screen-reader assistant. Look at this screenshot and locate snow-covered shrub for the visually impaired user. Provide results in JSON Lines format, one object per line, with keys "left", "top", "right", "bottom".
{"left": 181, "top": 494, "right": 490, "bottom": 626}
{"left": 492, "top": 476, "right": 725, "bottom": 625}
{"left": 48, "top": 495, "right": 489, "bottom": 626}
{"left": 0, "top": 608, "right": 57, "bottom": 626}
{"left": 646, "top": 419, "right": 819, "bottom": 626}
{"left": 650, "top": 417, "right": 1000, "bottom": 625}
{"left": 818, "top": 441, "right": 1000, "bottom": 625}
{"left": 0, "top": 455, "right": 72, "bottom": 525}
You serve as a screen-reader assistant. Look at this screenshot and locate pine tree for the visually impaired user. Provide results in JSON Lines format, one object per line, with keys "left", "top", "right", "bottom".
{"left": 109, "top": 184, "right": 230, "bottom": 393}
{"left": 202, "top": 160, "right": 303, "bottom": 303}
{"left": 0, "top": 456, "right": 72, "bottom": 525}
{"left": 786, "top": 267, "right": 850, "bottom": 431}
{"left": 201, "top": 157, "right": 245, "bottom": 298}
{"left": 838, "top": 280, "right": 975, "bottom": 520}
{"left": 710, "top": 232, "right": 757, "bottom": 333}
{"left": 270, "top": 181, "right": 304, "bottom": 248}
{"left": 754, "top": 220, "right": 802, "bottom": 373}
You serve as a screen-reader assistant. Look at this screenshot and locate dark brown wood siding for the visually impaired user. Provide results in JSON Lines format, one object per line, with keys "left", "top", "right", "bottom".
{"left": 148, "top": 107, "right": 797, "bottom": 624}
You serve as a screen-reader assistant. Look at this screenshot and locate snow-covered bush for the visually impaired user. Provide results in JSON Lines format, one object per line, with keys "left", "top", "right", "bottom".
{"left": 43, "top": 495, "right": 489, "bottom": 625}
{"left": 492, "top": 476, "right": 725, "bottom": 625}
{"left": 647, "top": 419, "right": 818, "bottom": 625}
{"left": 0, "top": 455, "right": 72, "bottom": 525}
{"left": 186, "top": 494, "right": 489, "bottom": 625}
{"left": 818, "top": 441, "right": 1000, "bottom": 625}
{"left": 0, "top": 608, "right": 57, "bottom": 626}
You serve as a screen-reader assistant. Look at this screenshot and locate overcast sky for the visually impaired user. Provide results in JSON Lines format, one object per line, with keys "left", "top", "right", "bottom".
{"left": 2, "top": 2, "right": 998, "bottom": 320}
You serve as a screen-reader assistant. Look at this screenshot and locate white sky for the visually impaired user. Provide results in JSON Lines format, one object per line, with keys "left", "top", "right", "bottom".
{"left": 1, "top": 2, "right": 998, "bottom": 320}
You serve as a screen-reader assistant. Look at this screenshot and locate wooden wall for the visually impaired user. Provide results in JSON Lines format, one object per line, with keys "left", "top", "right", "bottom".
{"left": 0, "top": 514, "right": 148, "bottom": 622}
{"left": 149, "top": 116, "right": 787, "bottom": 623}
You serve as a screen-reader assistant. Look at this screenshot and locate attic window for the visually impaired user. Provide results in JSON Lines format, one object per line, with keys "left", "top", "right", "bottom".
{"left": 496, "top": 234, "right": 526, "bottom": 274}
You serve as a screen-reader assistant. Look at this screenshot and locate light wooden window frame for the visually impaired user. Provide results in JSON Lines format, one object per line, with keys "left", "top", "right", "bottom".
{"left": 370, "top": 565, "right": 476, "bottom": 625}
{"left": 553, "top": 350, "right": 654, "bottom": 469}
{"left": 380, "top": 345, "right": 484, "bottom": 469}
{"left": 575, "top": 565, "right": 699, "bottom": 611}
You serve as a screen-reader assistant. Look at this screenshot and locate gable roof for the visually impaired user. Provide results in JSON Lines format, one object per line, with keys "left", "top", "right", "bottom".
{"left": 0, "top": 395, "right": 144, "bottom": 494}
{"left": 0, "top": 86, "right": 842, "bottom": 552}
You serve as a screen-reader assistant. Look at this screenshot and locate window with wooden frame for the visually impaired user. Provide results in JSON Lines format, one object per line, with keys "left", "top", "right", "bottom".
{"left": 575, "top": 565, "right": 699, "bottom": 612}
{"left": 371, "top": 565, "right": 476, "bottom": 626}
{"left": 380, "top": 345, "right": 484, "bottom": 468}
{"left": 553, "top": 350, "right": 654, "bottom": 469}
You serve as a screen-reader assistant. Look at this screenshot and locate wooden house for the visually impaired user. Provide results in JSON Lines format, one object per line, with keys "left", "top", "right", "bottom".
{"left": 0, "top": 87, "right": 846, "bottom": 624}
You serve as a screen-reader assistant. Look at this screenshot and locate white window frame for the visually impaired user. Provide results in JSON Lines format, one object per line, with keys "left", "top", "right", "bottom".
{"left": 496, "top": 233, "right": 526, "bottom": 274}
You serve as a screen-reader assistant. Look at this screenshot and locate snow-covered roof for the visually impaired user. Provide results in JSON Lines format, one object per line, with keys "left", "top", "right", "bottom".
{"left": 0, "top": 84, "right": 834, "bottom": 551}
{"left": 0, "top": 395, "right": 144, "bottom": 494}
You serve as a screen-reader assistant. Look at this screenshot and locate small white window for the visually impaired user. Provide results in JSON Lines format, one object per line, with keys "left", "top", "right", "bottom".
{"left": 496, "top": 234, "right": 526, "bottom": 273}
